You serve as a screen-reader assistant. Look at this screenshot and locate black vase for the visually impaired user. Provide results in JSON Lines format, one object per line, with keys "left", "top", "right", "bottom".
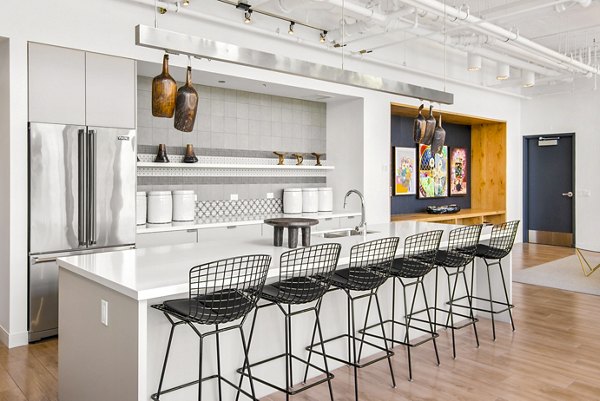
{"left": 155, "top": 144, "right": 169, "bottom": 163}
{"left": 183, "top": 144, "right": 198, "bottom": 163}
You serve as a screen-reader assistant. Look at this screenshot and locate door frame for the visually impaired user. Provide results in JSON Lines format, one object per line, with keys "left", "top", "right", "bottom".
{"left": 522, "top": 132, "right": 576, "bottom": 245}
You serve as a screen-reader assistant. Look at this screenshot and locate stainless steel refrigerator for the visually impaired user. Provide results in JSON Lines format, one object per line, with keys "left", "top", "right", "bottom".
{"left": 28, "top": 122, "right": 136, "bottom": 342}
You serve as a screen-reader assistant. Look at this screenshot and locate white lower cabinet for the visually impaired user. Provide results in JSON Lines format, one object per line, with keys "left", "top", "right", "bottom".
{"left": 315, "top": 217, "right": 340, "bottom": 231}
{"left": 197, "top": 224, "right": 263, "bottom": 242}
{"left": 136, "top": 229, "right": 198, "bottom": 248}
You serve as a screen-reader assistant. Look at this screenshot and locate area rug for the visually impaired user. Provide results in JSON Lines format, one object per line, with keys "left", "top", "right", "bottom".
{"left": 512, "top": 254, "right": 600, "bottom": 296}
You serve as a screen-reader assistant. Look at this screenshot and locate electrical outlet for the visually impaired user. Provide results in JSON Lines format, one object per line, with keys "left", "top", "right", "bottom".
{"left": 230, "top": 194, "right": 239, "bottom": 201}
{"left": 266, "top": 192, "right": 274, "bottom": 199}
{"left": 101, "top": 299, "right": 109, "bottom": 326}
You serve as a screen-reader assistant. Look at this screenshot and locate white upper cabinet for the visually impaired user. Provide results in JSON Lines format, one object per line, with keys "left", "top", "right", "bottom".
{"left": 85, "top": 52, "right": 135, "bottom": 129}
{"left": 28, "top": 43, "right": 86, "bottom": 125}
{"left": 28, "top": 43, "right": 135, "bottom": 128}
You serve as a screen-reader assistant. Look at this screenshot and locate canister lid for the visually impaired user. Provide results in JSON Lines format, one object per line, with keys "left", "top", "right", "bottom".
{"left": 172, "top": 190, "right": 195, "bottom": 195}
{"left": 148, "top": 191, "right": 172, "bottom": 196}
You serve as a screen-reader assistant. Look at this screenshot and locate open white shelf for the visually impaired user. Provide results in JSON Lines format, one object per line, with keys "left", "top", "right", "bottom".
{"left": 137, "top": 162, "right": 334, "bottom": 178}
{"left": 137, "top": 162, "right": 334, "bottom": 170}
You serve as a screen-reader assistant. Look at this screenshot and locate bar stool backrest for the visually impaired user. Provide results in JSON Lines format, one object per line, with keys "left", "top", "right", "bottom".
{"left": 402, "top": 230, "right": 444, "bottom": 276}
{"left": 188, "top": 254, "right": 272, "bottom": 323}
{"left": 347, "top": 237, "right": 400, "bottom": 290}
{"left": 444, "top": 224, "right": 484, "bottom": 267}
{"left": 277, "top": 243, "right": 342, "bottom": 304}
{"left": 487, "top": 220, "right": 520, "bottom": 259}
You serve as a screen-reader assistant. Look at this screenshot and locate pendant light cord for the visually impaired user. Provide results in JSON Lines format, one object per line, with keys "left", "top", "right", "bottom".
{"left": 341, "top": 0, "right": 346, "bottom": 70}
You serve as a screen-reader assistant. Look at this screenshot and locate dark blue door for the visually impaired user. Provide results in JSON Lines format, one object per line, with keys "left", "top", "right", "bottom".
{"left": 526, "top": 135, "right": 574, "bottom": 246}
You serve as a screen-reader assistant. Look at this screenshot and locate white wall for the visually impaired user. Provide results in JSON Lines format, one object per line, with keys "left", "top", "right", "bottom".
{"left": 0, "top": 0, "right": 523, "bottom": 347}
{"left": 0, "top": 38, "right": 10, "bottom": 344}
{"left": 522, "top": 89, "right": 600, "bottom": 249}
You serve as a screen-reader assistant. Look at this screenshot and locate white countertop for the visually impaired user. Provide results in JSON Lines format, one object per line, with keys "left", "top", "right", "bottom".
{"left": 58, "top": 221, "right": 491, "bottom": 301}
{"left": 136, "top": 211, "right": 362, "bottom": 234}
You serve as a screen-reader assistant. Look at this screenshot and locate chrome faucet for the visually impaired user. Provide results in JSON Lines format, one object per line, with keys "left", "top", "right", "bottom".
{"left": 344, "top": 189, "right": 366, "bottom": 233}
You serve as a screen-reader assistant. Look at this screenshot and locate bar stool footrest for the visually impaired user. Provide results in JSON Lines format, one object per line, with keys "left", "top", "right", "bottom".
{"left": 150, "top": 374, "right": 257, "bottom": 401}
{"left": 306, "top": 333, "right": 394, "bottom": 369}
{"left": 408, "top": 306, "right": 479, "bottom": 330}
{"left": 448, "top": 295, "right": 514, "bottom": 314}
{"left": 236, "top": 352, "right": 334, "bottom": 396}
{"left": 359, "top": 319, "right": 439, "bottom": 348}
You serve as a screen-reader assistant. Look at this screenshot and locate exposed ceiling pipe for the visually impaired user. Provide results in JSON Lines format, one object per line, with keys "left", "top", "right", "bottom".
{"left": 327, "top": 6, "right": 417, "bottom": 42}
{"left": 311, "top": 0, "right": 388, "bottom": 22}
{"left": 128, "top": 0, "right": 529, "bottom": 99}
{"left": 396, "top": 0, "right": 599, "bottom": 75}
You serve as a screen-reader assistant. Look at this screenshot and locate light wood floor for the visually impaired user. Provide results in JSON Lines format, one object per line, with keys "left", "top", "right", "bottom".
{"left": 2, "top": 243, "right": 597, "bottom": 401}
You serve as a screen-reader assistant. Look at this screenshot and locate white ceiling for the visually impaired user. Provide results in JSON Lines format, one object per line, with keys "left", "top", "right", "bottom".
{"left": 162, "top": 0, "right": 600, "bottom": 94}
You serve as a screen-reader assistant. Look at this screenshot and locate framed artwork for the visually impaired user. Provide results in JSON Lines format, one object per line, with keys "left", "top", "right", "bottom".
{"left": 418, "top": 144, "right": 448, "bottom": 198}
{"left": 393, "top": 147, "right": 417, "bottom": 195}
{"left": 450, "top": 147, "right": 468, "bottom": 196}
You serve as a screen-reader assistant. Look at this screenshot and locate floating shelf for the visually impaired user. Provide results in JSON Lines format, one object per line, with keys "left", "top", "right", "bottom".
{"left": 137, "top": 162, "right": 334, "bottom": 170}
{"left": 137, "top": 162, "right": 334, "bottom": 178}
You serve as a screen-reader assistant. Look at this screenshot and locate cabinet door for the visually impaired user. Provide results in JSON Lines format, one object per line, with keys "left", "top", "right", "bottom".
{"left": 85, "top": 52, "right": 135, "bottom": 129}
{"left": 339, "top": 215, "right": 359, "bottom": 229}
{"left": 136, "top": 230, "right": 198, "bottom": 249}
{"left": 28, "top": 43, "right": 86, "bottom": 125}
{"left": 315, "top": 217, "right": 340, "bottom": 231}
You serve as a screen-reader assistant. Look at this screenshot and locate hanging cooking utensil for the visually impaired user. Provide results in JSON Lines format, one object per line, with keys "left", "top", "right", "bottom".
{"left": 152, "top": 54, "right": 177, "bottom": 118}
{"left": 413, "top": 104, "right": 426, "bottom": 144}
{"left": 422, "top": 104, "right": 436, "bottom": 145}
{"left": 431, "top": 113, "right": 446, "bottom": 155}
{"left": 174, "top": 65, "right": 199, "bottom": 133}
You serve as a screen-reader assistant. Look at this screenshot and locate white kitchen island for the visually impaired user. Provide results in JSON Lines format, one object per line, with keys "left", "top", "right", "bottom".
{"left": 57, "top": 221, "right": 510, "bottom": 401}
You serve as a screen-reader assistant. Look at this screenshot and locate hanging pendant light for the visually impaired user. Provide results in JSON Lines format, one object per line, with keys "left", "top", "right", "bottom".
{"left": 152, "top": 54, "right": 177, "bottom": 118}
{"left": 496, "top": 63, "right": 510, "bottom": 80}
{"left": 467, "top": 52, "right": 482, "bottom": 71}
{"left": 522, "top": 71, "right": 536, "bottom": 87}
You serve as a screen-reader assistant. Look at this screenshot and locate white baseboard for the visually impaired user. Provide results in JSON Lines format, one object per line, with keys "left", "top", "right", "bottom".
{"left": 0, "top": 325, "right": 29, "bottom": 348}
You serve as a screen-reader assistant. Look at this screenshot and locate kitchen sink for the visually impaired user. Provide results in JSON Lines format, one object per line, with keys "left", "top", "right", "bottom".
{"left": 316, "top": 229, "right": 379, "bottom": 239}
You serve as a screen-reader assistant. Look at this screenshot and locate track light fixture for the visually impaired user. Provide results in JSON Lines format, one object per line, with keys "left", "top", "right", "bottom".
{"left": 496, "top": 62, "right": 510, "bottom": 80}
{"left": 320, "top": 31, "right": 328, "bottom": 43}
{"left": 522, "top": 71, "right": 535, "bottom": 87}
{"left": 244, "top": 10, "right": 252, "bottom": 24}
{"left": 288, "top": 21, "right": 295, "bottom": 35}
{"left": 467, "top": 52, "right": 482, "bottom": 71}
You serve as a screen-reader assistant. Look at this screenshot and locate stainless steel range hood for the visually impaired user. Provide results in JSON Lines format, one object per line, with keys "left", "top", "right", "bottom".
{"left": 135, "top": 25, "right": 454, "bottom": 105}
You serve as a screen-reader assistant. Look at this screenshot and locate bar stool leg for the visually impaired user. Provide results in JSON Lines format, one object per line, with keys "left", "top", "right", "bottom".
{"left": 313, "top": 306, "right": 335, "bottom": 401}
{"left": 374, "top": 291, "right": 396, "bottom": 388}
{"left": 198, "top": 336, "right": 204, "bottom": 401}
{"left": 461, "top": 267, "right": 480, "bottom": 348}
{"left": 235, "top": 308, "right": 259, "bottom": 401}
{"left": 484, "top": 260, "right": 497, "bottom": 341}
{"left": 284, "top": 312, "right": 291, "bottom": 401}
{"left": 288, "top": 305, "right": 294, "bottom": 393}
{"left": 215, "top": 325, "right": 223, "bottom": 401}
{"left": 155, "top": 320, "right": 178, "bottom": 400}
{"left": 420, "top": 280, "right": 440, "bottom": 366}
{"left": 238, "top": 326, "right": 258, "bottom": 401}
{"left": 498, "top": 260, "right": 516, "bottom": 332}
{"left": 349, "top": 294, "right": 359, "bottom": 401}
{"left": 402, "top": 280, "right": 413, "bottom": 381}
{"left": 447, "top": 272, "right": 460, "bottom": 359}
{"left": 357, "top": 291, "right": 374, "bottom": 361}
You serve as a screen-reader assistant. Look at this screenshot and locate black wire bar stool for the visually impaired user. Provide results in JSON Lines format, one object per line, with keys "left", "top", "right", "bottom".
{"left": 449, "top": 220, "right": 520, "bottom": 341}
{"left": 151, "top": 254, "right": 272, "bottom": 401}
{"left": 236, "top": 243, "right": 342, "bottom": 401}
{"left": 409, "top": 224, "right": 483, "bottom": 359}
{"left": 360, "top": 230, "right": 443, "bottom": 381}
{"left": 305, "top": 237, "right": 400, "bottom": 401}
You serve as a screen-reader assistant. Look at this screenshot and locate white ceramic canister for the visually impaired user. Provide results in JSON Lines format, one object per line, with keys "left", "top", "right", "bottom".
{"left": 172, "top": 190, "right": 196, "bottom": 222}
{"left": 318, "top": 187, "right": 333, "bottom": 212}
{"left": 136, "top": 192, "right": 147, "bottom": 225}
{"left": 302, "top": 188, "right": 319, "bottom": 213}
{"left": 283, "top": 188, "right": 303, "bottom": 214}
{"left": 147, "top": 191, "right": 173, "bottom": 224}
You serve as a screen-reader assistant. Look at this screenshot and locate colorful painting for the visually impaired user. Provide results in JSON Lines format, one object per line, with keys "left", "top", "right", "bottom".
{"left": 418, "top": 144, "right": 448, "bottom": 198}
{"left": 450, "top": 147, "right": 468, "bottom": 196}
{"left": 393, "top": 147, "right": 417, "bottom": 195}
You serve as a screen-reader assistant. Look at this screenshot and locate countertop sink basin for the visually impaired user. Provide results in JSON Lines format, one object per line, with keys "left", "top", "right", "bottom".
{"left": 316, "top": 229, "right": 379, "bottom": 239}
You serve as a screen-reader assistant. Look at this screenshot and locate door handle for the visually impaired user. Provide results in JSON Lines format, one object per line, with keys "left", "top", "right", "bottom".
{"left": 78, "top": 129, "right": 87, "bottom": 247}
{"left": 88, "top": 129, "right": 97, "bottom": 245}
{"left": 562, "top": 192, "right": 574, "bottom": 198}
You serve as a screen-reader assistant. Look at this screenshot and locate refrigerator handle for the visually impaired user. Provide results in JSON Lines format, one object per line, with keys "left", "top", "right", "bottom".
{"left": 88, "top": 129, "right": 97, "bottom": 246}
{"left": 78, "top": 129, "right": 87, "bottom": 247}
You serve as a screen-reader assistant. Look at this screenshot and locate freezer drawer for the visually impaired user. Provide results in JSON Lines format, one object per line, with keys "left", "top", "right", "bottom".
{"left": 29, "top": 256, "right": 59, "bottom": 342}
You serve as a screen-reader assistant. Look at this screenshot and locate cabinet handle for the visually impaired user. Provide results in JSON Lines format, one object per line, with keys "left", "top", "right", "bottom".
{"left": 347, "top": 216, "right": 355, "bottom": 219}
{"left": 324, "top": 218, "right": 333, "bottom": 221}
{"left": 227, "top": 226, "right": 238, "bottom": 229}
{"left": 186, "top": 229, "right": 197, "bottom": 233}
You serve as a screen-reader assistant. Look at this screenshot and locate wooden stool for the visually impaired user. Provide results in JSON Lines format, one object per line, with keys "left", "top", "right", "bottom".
{"left": 264, "top": 218, "right": 319, "bottom": 248}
